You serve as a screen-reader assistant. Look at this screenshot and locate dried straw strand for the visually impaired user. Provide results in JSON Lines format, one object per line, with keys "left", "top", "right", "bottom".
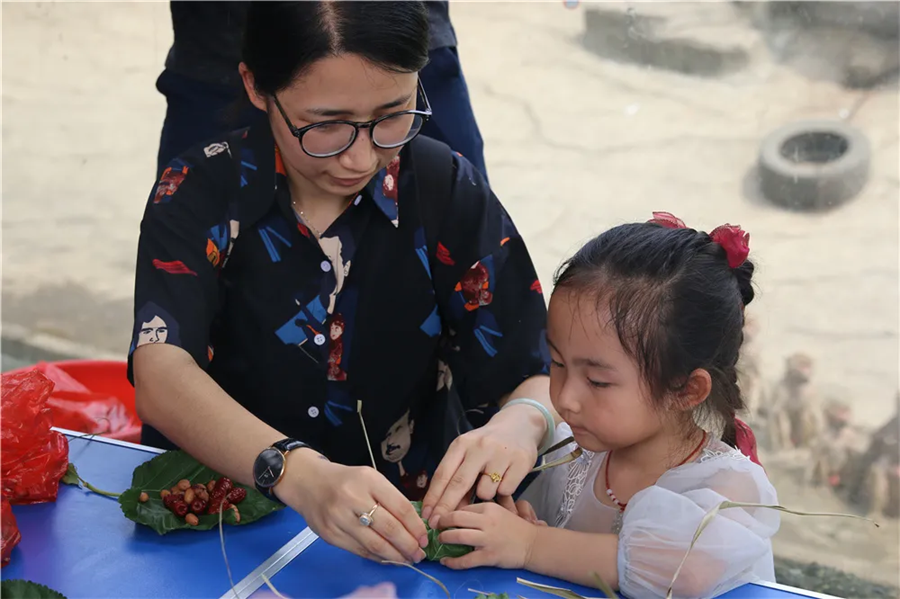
{"left": 382, "top": 560, "right": 450, "bottom": 598}
{"left": 516, "top": 578, "right": 590, "bottom": 599}
{"left": 591, "top": 572, "right": 617, "bottom": 598}
{"left": 218, "top": 494, "right": 239, "bottom": 599}
{"left": 357, "top": 400, "right": 378, "bottom": 469}
{"left": 261, "top": 573, "right": 289, "bottom": 598}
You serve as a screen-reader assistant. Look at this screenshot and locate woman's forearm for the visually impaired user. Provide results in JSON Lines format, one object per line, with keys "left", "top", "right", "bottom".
{"left": 526, "top": 525, "right": 620, "bottom": 590}
{"left": 133, "top": 344, "right": 319, "bottom": 493}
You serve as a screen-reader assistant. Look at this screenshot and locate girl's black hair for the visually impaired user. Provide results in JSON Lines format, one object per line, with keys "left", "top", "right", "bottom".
{"left": 554, "top": 222, "right": 755, "bottom": 446}
{"left": 242, "top": 1, "right": 430, "bottom": 96}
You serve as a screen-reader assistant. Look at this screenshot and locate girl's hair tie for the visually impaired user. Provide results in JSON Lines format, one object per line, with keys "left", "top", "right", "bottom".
{"left": 648, "top": 211, "right": 750, "bottom": 269}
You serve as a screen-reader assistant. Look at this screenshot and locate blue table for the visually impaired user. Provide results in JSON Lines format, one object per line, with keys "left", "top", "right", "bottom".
{"left": 2, "top": 433, "right": 834, "bottom": 599}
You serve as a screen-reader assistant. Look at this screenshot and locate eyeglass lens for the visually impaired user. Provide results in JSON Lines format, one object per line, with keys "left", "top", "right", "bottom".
{"left": 302, "top": 112, "right": 426, "bottom": 157}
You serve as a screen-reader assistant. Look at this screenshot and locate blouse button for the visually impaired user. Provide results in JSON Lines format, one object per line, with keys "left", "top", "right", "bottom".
{"left": 308, "top": 406, "right": 320, "bottom": 418}
{"left": 314, "top": 333, "right": 326, "bottom": 346}
{"left": 320, "top": 260, "right": 332, "bottom": 273}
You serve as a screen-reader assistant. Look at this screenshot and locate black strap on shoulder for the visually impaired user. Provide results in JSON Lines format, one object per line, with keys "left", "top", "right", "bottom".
{"left": 410, "top": 136, "right": 478, "bottom": 447}
{"left": 411, "top": 135, "right": 456, "bottom": 270}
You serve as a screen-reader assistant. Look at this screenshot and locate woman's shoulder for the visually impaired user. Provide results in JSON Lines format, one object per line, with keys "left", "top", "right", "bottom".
{"left": 147, "top": 125, "right": 267, "bottom": 227}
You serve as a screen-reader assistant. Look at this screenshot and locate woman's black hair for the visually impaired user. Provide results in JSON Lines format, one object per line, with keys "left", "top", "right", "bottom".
{"left": 553, "top": 222, "right": 756, "bottom": 446}
{"left": 242, "top": 1, "right": 430, "bottom": 96}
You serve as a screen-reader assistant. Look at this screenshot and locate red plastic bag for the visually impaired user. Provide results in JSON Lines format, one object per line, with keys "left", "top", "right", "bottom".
{"left": 1, "top": 498, "right": 21, "bottom": 567}
{"left": 33, "top": 362, "right": 141, "bottom": 443}
{"left": 1, "top": 370, "right": 69, "bottom": 505}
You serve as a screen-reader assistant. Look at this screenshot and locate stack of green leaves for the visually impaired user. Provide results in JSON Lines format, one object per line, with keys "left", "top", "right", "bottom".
{"left": 411, "top": 501, "right": 473, "bottom": 561}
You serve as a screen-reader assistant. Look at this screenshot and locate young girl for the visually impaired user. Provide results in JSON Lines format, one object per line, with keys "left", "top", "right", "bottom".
{"left": 436, "top": 213, "right": 780, "bottom": 598}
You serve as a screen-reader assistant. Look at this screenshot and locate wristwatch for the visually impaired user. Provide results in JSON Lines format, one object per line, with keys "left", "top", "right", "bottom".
{"left": 253, "top": 438, "right": 311, "bottom": 500}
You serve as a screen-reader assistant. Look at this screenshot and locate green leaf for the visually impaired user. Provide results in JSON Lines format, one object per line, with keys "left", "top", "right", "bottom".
{"left": 117, "top": 450, "right": 284, "bottom": 535}
{"left": 0, "top": 580, "right": 67, "bottom": 599}
{"left": 60, "top": 463, "right": 80, "bottom": 486}
{"left": 470, "top": 591, "right": 511, "bottom": 599}
{"left": 411, "top": 501, "right": 473, "bottom": 561}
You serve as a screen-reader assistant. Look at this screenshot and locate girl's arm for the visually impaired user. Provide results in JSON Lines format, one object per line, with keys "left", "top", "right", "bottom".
{"left": 526, "top": 525, "right": 620, "bottom": 589}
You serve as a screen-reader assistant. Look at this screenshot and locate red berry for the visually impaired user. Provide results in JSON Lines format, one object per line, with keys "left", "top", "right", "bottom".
{"left": 173, "top": 502, "right": 189, "bottom": 517}
{"left": 227, "top": 488, "right": 247, "bottom": 504}
{"left": 163, "top": 493, "right": 184, "bottom": 511}
{"left": 191, "top": 499, "right": 207, "bottom": 514}
{"left": 214, "top": 477, "right": 233, "bottom": 497}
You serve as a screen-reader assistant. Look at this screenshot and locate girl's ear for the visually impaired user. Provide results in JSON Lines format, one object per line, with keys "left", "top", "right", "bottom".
{"left": 673, "top": 369, "right": 712, "bottom": 411}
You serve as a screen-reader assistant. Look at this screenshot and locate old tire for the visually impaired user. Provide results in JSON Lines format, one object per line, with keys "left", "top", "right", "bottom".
{"left": 758, "top": 120, "right": 871, "bottom": 211}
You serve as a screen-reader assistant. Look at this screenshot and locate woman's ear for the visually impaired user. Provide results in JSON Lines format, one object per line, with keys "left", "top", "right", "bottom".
{"left": 673, "top": 369, "right": 712, "bottom": 411}
{"left": 239, "top": 62, "right": 268, "bottom": 112}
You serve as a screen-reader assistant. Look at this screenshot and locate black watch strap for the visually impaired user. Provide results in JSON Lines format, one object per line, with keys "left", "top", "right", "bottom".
{"left": 255, "top": 438, "right": 312, "bottom": 501}
{"left": 273, "top": 438, "right": 310, "bottom": 454}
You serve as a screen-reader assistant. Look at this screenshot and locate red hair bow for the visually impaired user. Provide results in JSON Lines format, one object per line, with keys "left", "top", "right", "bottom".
{"left": 648, "top": 212, "right": 750, "bottom": 269}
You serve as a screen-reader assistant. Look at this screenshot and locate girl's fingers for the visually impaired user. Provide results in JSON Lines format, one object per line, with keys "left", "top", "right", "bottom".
{"left": 475, "top": 459, "right": 509, "bottom": 501}
{"left": 436, "top": 509, "right": 484, "bottom": 531}
{"left": 515, "top": 499, "right": 538, "bottom": 522}
{"left": 440, "top": 550, "right": 489, "bottom": 570}
{"left": 496, "top": 494, "right": 518, "bottom": 514}
{"left": 438, "top": 528, "right": 485, "bottom": 547}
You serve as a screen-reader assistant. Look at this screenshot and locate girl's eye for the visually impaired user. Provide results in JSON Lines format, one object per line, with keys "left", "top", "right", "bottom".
{"left": 588, "top": 379, "right": 611, "bottom": 389}
{"left": 550, "top": 360, "right": 565, "bottom": 369}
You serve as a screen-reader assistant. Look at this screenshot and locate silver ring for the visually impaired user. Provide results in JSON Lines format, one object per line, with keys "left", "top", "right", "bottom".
{"left": 358, "top": 503, "right": 379, "bottom": 527}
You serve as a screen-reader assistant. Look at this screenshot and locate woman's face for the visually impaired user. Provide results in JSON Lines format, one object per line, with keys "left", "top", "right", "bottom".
{"left": 242, "top": 54, "right": 418, "bottom": 199}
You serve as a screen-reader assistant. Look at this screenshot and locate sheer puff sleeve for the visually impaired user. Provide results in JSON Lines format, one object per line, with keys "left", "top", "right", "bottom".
{"left": 617, "top": 449, "right": 780, "bottom": 599}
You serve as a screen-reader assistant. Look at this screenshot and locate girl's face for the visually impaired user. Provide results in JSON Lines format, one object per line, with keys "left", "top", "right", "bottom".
{"left": 242, "top": 54, "right": 418, "bottom": 199}
{"left": 546, "top": 290, "right": 666, "bottom": 453}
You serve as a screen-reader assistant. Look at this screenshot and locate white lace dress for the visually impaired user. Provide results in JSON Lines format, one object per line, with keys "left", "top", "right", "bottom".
{"left": 520, "top": 424, "right": 780, "bottom": 599}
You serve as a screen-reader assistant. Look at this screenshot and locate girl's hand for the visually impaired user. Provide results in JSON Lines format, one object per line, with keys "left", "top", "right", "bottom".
{"left": 435, "top": 502, "right": 539, "bottom": 570}
{"left": 276, "top": 451, "right": 428, "bottom": 565}
{"left": 422, "top": 403, "right": 546, "bottom": 527}
{"left": 495, "top": 495, "right": 547, "bottom": 526}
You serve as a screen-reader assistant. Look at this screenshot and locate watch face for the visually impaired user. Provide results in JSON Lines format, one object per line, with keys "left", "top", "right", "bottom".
{"left": 254, "top": 448, "right": 285, "bottom": 488}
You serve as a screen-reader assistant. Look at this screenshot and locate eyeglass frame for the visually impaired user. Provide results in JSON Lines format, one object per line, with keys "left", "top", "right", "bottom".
{"left": 272, "top": 79, "right": 432, "bottom": 158}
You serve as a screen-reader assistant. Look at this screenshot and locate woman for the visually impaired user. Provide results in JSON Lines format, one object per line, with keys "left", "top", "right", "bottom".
{"left": 131, "top": 1, "right": 554, "bottom": 566}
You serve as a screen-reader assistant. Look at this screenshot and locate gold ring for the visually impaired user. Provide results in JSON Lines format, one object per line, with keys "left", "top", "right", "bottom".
{"left": 484, "top": 472, "right": 502, "bottom": 484}
{"left": 358, "top": 503, "right": 379, "bottom": 527}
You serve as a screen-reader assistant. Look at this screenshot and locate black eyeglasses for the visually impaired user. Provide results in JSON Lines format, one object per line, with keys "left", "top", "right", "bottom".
{"left": 273, "top": 80, "right": 432, "bottom": 158}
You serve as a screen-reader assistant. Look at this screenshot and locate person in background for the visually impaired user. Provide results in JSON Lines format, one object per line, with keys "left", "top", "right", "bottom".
{"left": 155, "top": 1, "right": 488, "bottom": 181}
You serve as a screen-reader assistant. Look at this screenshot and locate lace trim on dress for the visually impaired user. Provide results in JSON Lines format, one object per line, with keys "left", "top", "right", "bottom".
{"left": 555, "top": 449, "right": 596, "bottom": 528}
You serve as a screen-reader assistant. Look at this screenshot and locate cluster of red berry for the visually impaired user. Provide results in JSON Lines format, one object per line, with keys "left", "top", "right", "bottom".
{"left": 138, "top": 476, "right": 246, "bottom": 526}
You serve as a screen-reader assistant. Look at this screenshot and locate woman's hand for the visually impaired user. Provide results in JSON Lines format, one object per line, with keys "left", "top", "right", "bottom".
{"left": 276, "top": 451, "right": 428, "bottom": 564}
{"left": 436, "top": 502, "right": 538, "bottom": 570}
{"left": 421, "top": 402, "right": 547, "bottom": 527}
